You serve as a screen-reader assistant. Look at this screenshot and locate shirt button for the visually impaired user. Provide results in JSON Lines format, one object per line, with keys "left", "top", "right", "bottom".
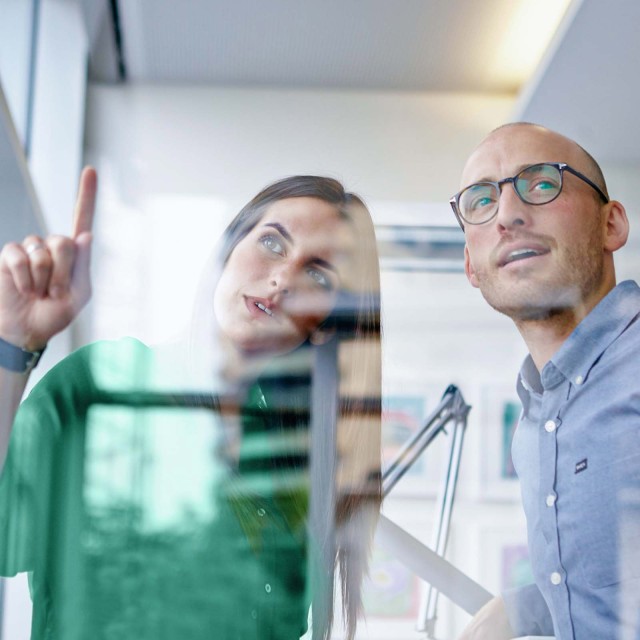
{"left": 575, "top": 375, "right": 584, "bottom": 385}
{"left": 251, "top": 609, "right": 258, "bottom": 619}
{"left": 546, "top": 494, "right": 556, "bottom": 507}
{"left": 257, "top": 508, "right": 266, "bottom": 517}
{"left": 265, "top": 583, "right": 272, "bottom": 593}
{"left": 550, "top": 572, "right": 562, "bottom": 585}
{"left": 544, "top": 420, "right": 557, "bottom": 433}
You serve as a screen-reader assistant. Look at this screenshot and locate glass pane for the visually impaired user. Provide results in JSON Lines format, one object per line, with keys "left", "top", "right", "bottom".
{"left": 0, "top": 0, "right": 35, "bottom": 149}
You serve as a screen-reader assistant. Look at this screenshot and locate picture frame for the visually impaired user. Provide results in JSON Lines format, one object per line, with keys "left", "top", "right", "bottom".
{"left": 479, "top": 385, "right": 523, "bottom": 501}
{"left": 332, "top": 512, "right": 459, "bottom": 639}
{"left": 474, "top": 520, "right": 532, "bottom": 595}
{"left": 382, "top": 389, "right": 455, "bottom": 497}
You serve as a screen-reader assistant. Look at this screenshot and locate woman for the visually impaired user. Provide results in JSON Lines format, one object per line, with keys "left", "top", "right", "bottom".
{"left": 0, "top": 170, "right": 382, "bottom": 639}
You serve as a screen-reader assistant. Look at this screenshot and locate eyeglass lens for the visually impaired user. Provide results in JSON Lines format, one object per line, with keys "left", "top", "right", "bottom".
{"left": 458, "top": 163, "right": 562, "bottom": 224}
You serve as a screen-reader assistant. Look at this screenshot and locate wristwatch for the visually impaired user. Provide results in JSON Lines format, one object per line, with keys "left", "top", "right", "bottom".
{"left": 0, "top": 337, "right": 46, "bottom": 374}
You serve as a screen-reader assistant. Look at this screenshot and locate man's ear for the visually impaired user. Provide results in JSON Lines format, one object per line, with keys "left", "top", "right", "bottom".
{"left": 603, "top": 200, "right": 629, "bottom": 253}
{"left": 464, "top": 245, "right": 480, "bottom": 288}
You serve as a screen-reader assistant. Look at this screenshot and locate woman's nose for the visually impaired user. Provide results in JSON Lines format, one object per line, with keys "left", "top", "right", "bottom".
{"left": 269, "top": 264, "right": 297, "bottom": 296}
{"left": 270, "top": 278, "right": 289, "bottom": 295}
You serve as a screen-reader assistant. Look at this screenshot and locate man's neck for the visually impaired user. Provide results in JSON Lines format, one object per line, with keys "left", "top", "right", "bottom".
{"left": 515, "top": 312, "right": 579, "bottom": 371}
{"left": 514, "top": 286, "right": 614, "bottom": 371}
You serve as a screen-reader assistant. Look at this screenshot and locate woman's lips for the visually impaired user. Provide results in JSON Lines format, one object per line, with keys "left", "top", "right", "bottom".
{"left": 245, "top": 296, "right": 277, "bottom": 320}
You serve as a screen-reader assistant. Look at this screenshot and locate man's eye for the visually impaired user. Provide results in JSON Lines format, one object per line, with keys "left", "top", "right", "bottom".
{"left": 531, "top": 179, "right": 557, "bottom": 191}
{"left": 307, "top": 267, "right": 332, "bottom": 290}
{"left": 469, "top": 194, "right": 495, "bottom": 210}
{"left": 260, "top": 234, "right": 285, "bottom": 255}
{"left": 461, "top": 185, "right": 496, "bottom": 213}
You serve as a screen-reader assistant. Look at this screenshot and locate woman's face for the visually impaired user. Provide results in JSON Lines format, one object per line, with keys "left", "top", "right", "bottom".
{"left": 213, "top": 197, "right": 355, "bottom": 358}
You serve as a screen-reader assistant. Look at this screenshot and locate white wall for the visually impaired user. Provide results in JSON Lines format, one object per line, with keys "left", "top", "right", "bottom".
{"left": 86, "top": 85, "right": 513, "bottom": 202}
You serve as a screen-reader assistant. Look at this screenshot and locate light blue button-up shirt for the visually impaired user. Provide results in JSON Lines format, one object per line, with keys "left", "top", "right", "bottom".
{"left": 503, "top": 280, "right": 640, "bottom": 640}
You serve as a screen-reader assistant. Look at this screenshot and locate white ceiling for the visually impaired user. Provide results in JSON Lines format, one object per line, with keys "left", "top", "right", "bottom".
{"left": 84, "top": 0, "right": 640, "bottom": 165}
{"left": 514, "top": 0, "right": 640, "bottom": 163}
{"left": 87, "top": 0, "right": 552, "bottom": 92}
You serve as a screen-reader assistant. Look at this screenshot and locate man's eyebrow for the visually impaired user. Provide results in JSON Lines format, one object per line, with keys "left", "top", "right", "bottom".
{"left": 262, "top": 222, "right": 338, "bottom": 274}
{"left": 468, "top": 163, "right": 544, "bottom": 185}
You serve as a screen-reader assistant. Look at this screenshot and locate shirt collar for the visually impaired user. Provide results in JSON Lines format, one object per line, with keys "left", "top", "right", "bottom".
{"left": 518, "top": 280, "right": 640, "bottom": 394}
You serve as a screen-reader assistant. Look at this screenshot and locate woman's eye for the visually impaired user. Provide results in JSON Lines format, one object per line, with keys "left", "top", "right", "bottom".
{"left": 307, "top": 267, "right": 333, "bottom": 290}
{"left": 260, "top": 234, "right": 285, "bottom": 256}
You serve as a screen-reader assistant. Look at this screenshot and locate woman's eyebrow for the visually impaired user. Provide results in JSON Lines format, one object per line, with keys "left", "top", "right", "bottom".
{"left": 263, "top": 222, "right": 292, "bottom": 243}
{"left": 311, "top": 257, "right": 338, "bottom": 274}
{"left": 262, "top": 221, "right": 338, "bottom": 274}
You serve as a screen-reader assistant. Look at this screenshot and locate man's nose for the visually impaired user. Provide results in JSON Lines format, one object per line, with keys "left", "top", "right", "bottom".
{"left": 494, "top": 182, "right": 533, "bottom": 230}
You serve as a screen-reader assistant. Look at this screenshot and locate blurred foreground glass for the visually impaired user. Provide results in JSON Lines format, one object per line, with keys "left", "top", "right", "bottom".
{"left": 0, "top": 331, "right": 381, "bottom": 639}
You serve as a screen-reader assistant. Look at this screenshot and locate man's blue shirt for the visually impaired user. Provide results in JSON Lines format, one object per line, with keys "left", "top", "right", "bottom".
{"left": 504, "top": 280, "right": 640, "bottom": 639}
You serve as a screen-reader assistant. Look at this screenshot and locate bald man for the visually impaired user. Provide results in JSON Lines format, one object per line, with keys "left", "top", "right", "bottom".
{"left": 451, "top": 123, "right": 639, "bottom": 639}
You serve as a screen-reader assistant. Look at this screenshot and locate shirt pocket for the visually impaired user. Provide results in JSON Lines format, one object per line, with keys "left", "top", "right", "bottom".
{"left": 570, "top": 452, "right": 640, "bottom": 588}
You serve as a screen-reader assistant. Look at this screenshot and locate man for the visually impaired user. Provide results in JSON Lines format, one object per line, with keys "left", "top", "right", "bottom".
{"left": 452, "top": 123, "right": 639, "bottom": 639}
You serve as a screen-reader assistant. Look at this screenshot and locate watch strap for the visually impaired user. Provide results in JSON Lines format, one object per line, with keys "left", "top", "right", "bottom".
{"left": 0, "top": 337, "right": 46, "bottom": 374}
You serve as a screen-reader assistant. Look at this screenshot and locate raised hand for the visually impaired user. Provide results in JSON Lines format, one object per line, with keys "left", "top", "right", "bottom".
{"left": 0, "top": 167, "right": 97, "bottom": 351}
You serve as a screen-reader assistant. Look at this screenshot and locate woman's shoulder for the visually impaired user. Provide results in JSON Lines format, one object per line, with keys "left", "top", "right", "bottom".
{"left": 29, "top": 337, "right": 153, "bottom": 400}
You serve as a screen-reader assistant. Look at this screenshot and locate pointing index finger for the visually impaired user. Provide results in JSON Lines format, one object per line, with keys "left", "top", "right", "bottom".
{"left": 72, "top": 166, "right": 97, "bottom": 238}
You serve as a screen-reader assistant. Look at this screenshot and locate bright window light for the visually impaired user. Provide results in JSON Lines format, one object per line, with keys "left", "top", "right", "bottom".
{"left": 489, "top": 0, "right": 573, "bottom": 90}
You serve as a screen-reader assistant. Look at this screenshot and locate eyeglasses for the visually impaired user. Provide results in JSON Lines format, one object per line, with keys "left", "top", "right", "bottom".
{"left": 449, "top": 162, "right": 609, "bottom": 228}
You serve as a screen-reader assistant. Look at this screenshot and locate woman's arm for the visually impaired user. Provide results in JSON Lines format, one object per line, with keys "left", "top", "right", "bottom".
{"left": 0, "top": 167, "right": 96, "bottom": 469}
{"left": 0, "top": 370, "right": 28, "bottom": 470}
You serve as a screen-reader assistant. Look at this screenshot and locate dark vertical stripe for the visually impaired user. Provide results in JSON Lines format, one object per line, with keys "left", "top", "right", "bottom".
{"left": 109, "top": 0, "right": 127, "bottom": 80}
{"left": 24, "top": 0, "right": 41, "bottom": 157}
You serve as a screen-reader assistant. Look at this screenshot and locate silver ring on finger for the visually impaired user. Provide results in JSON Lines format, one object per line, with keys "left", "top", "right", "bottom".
{"left": 26, "top": 242, "right": 46, "bottom": 255}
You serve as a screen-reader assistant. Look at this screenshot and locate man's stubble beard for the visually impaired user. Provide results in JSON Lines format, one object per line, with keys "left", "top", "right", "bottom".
{"left": 476, "top": 232, "right": 605, "bottom": 324}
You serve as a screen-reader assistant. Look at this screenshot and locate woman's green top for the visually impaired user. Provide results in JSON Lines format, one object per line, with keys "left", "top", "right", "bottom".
{"left": 0, "top": 338, "right": 311, "bottom": 639}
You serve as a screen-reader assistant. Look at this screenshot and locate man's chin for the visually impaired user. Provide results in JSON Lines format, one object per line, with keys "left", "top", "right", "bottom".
{"left": 482, "top": 285, "right": 584, "bottom": 322}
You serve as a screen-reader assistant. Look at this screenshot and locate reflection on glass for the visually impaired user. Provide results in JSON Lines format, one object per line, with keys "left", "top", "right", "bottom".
{"left": 0, "top": 176, "right": 382, "bottom": 639}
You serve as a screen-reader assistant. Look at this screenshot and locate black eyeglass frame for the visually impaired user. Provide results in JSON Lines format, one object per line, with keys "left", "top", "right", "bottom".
{"left": 449, "top": 162, "right": 609, "bottom": 230}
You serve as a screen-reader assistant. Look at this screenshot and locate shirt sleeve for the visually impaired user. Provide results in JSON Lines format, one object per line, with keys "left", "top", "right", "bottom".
{"left": 502, "top": 583, "right": 555, "bottom": 637}
{"left": 0, "top": 346, "right": 95, "bottom": 576}
{"left": 0, "top": 389, "right": 58, "bottom": 575}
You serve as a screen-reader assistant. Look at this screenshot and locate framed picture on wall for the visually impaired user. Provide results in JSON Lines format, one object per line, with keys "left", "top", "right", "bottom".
{"left": 362, "top": 544, "right": 422, "bottom": 619}
{"left": 332, "top": 515, "right": 459, "bottom": 640}
{"left": 475, "top": 523, "right": 533, "bottom": 595}
{"left": 382, "top": 389, "right": 454, "bottom": 497}
{"left": 329, "top": 537, "right": 424, "bottom": 639}
{"left": 479, "top": 385, "right": 522, "bottom": 501}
